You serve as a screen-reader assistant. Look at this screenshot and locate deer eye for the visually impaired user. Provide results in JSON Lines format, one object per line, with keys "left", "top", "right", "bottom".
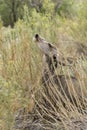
{"left": 48, "top": 43, "right": 52, "bottom": 48}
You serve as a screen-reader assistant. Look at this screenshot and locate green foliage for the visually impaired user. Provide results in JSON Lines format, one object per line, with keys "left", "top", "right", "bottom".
{"left": 0, "top": 1, "right": 11, "bottom": 26}
{"left": 0, "top": 0, "right": 81, "bottom": 27}
{"left": 23, "top": 4, "right": 55, "bottom": 40}
{"left": 41, "top": 0, "right": 55, "bottom": 15}
{"left": 57, "top": 0, "right": 78, "bottom": 18}
{"left": 78, "top": 0, "right": 87, "bottom": 19}
{"left": 0, "top": 0, "right": 25, "bottom": 27}
{"left": 69, "top": 0, "right": 87, "bottom": 43}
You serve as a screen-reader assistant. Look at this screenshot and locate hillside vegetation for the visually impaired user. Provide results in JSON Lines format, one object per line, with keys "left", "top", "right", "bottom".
{"left": 0, "top": 0, "right": 87, "bottom": 130}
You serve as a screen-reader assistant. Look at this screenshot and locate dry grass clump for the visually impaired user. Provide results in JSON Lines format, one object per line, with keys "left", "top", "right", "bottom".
{"left": 33, "top": 55, "right": 87, "bottom": 130}
{"left": 14, "top": 61, "right": 87, "bottom": 130}
{"left": 0, "top": 27, "right": 42, "bottom": 129}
